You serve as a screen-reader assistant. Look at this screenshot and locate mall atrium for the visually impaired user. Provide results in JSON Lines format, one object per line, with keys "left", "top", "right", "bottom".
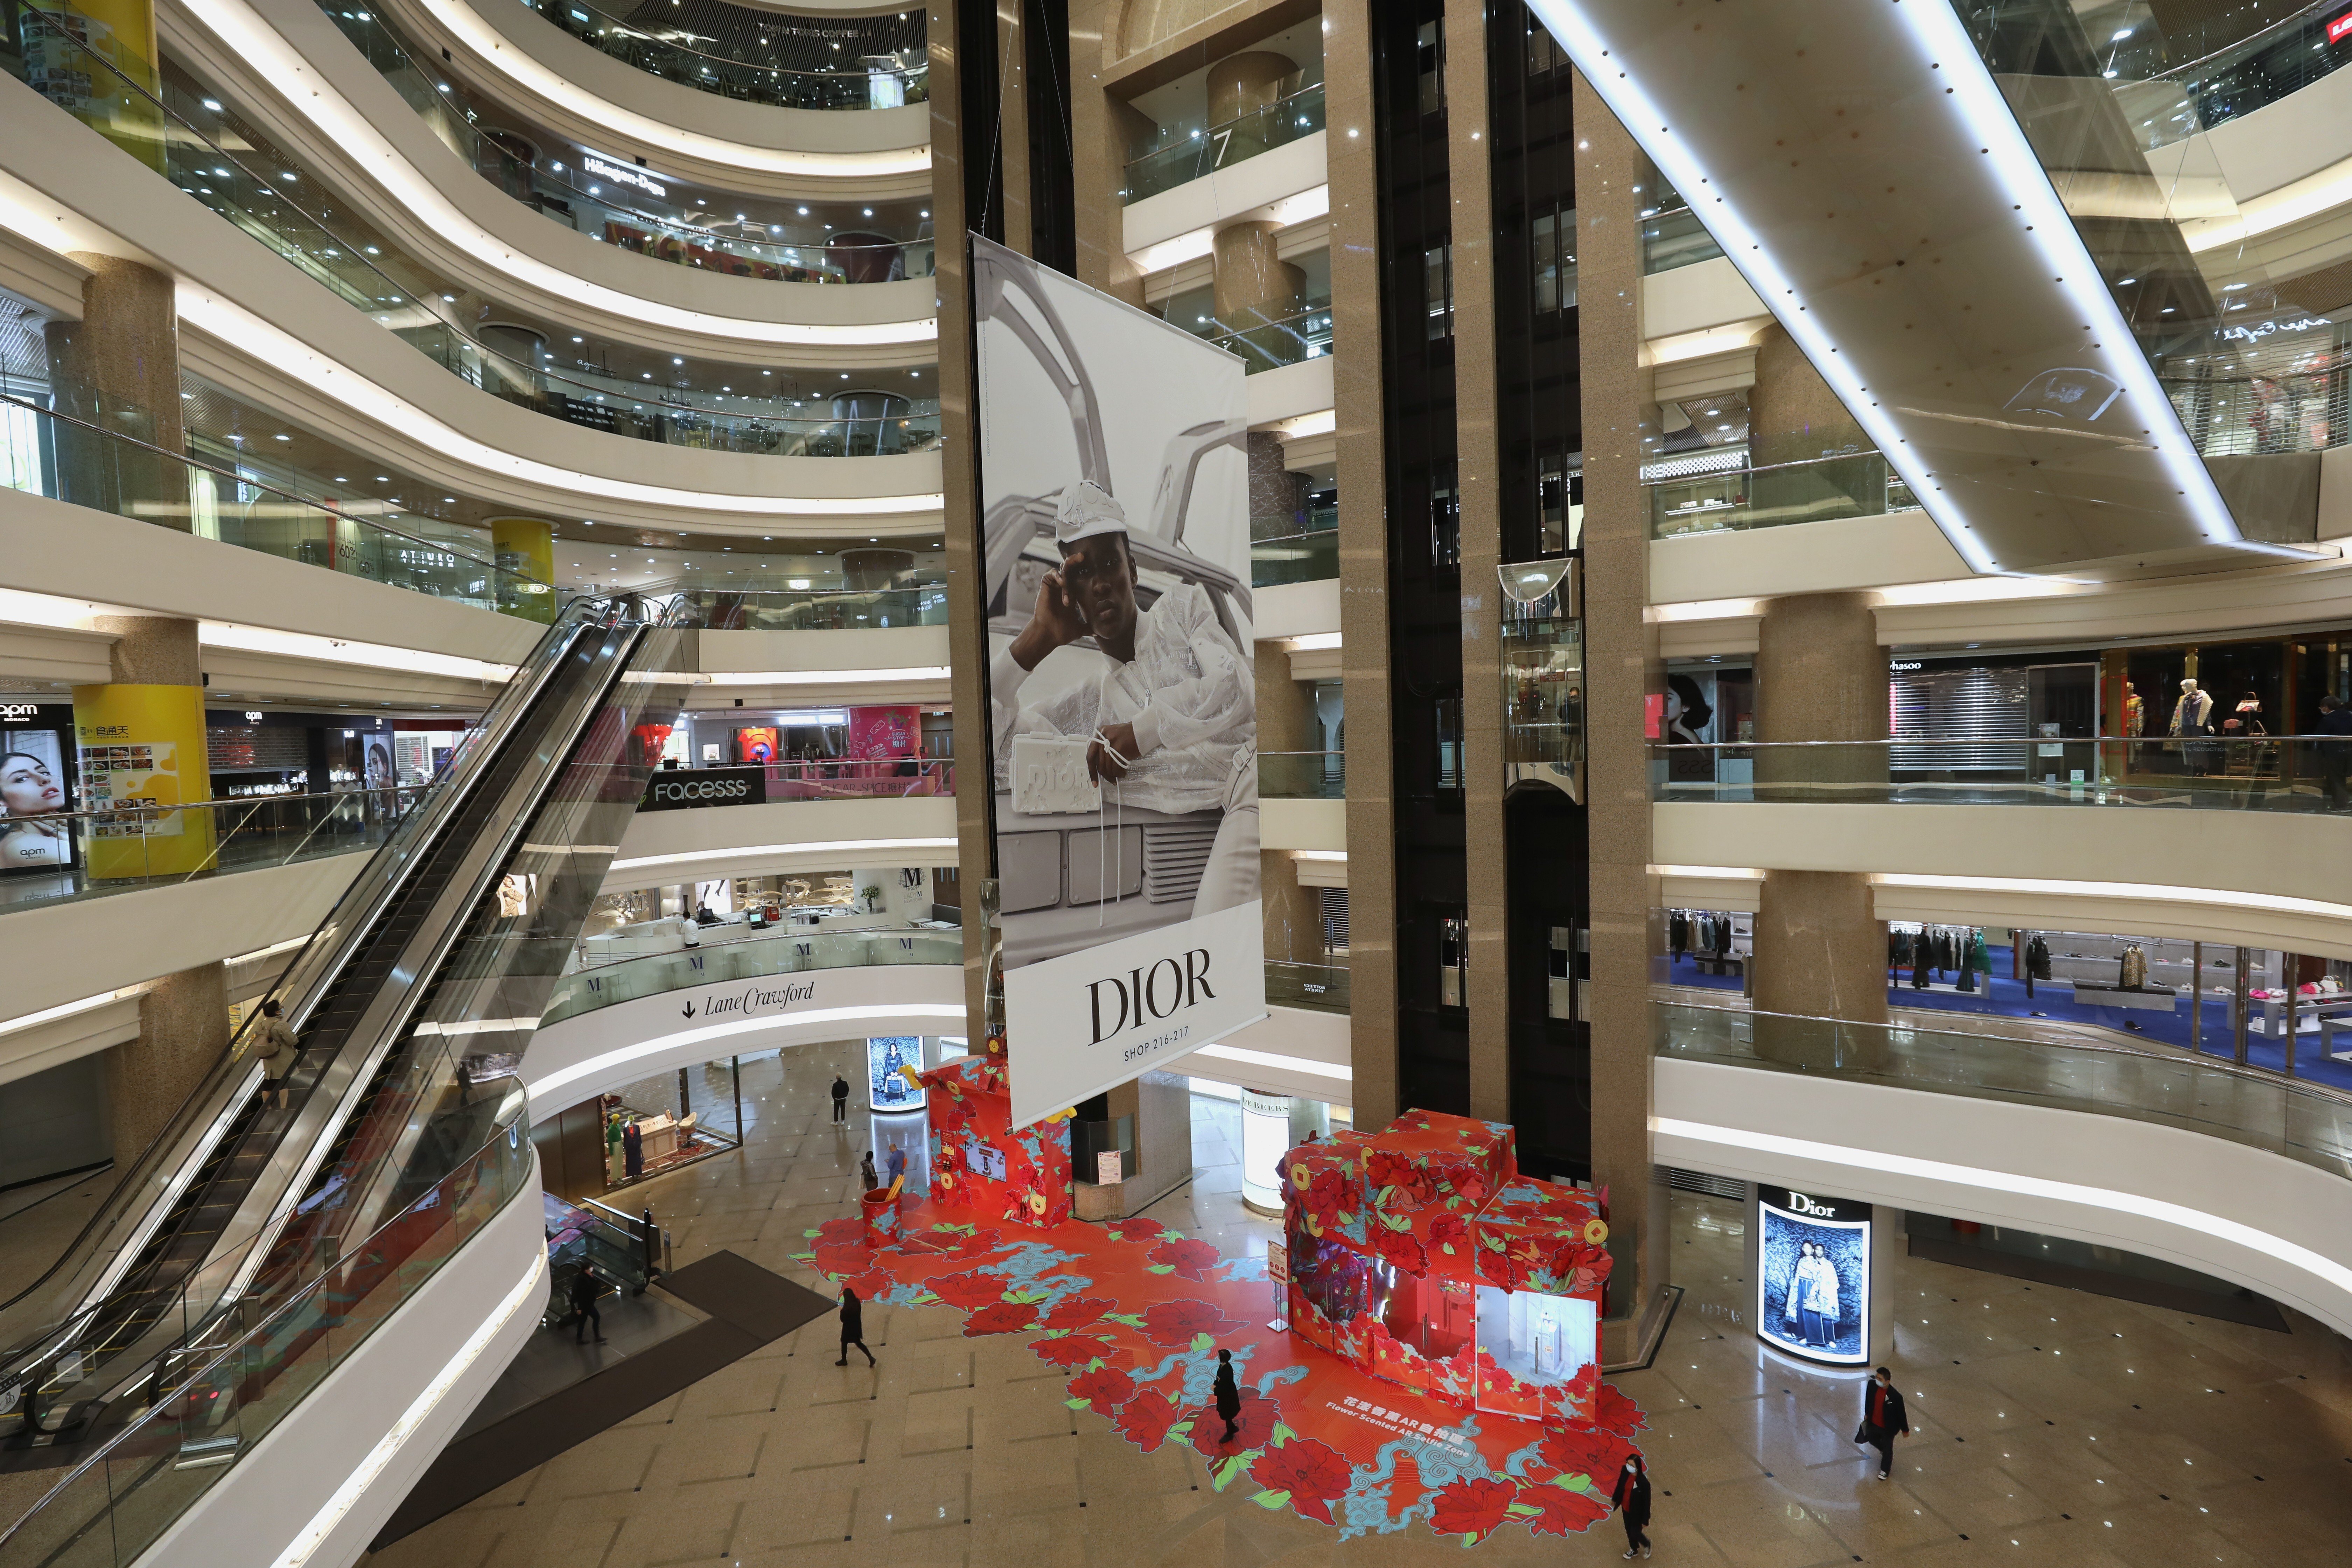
{"left": 0, "top": 0, "right": 2350, "bottom": 1564}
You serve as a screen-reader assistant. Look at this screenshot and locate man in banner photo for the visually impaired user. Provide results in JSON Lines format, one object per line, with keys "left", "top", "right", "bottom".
{"left": 973, "top": 235, "right": 1265, "bottom": 1124}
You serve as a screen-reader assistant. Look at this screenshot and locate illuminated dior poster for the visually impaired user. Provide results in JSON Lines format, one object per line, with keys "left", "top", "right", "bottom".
{"left": 1756, "top": 1187, "right": 1873, "bottom": 1366}
{"left": 971, "top": 236, "right": 1265, "bottom": 1126}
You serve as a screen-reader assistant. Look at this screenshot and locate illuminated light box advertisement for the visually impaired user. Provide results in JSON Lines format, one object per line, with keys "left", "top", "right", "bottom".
{"left": 0, "top": 704, "right": 76, "bottom": 874}
{"left": 867, "top": 1034, "right": 923, "bottom": 1112}
{"left": 971, "top": 234, "right": 1264, "bottom": 1126}
{"left": 1756, "top": 1186, "right": 1873, "bottom": 1366}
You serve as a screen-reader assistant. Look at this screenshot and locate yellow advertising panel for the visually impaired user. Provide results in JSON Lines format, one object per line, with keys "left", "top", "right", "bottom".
{"left": 21, "top": 0, "right": 167, "bottom": 173}
{"left": 490, "top": 516, "right": 557, "bottom": 624}
{"left": 71, "top": 684, "right": 216, "bottom": 878}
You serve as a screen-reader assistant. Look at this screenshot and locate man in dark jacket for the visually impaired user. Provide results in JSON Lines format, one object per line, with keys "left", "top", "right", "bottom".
{"left": 2317, "top": 695, "right": 2352, "bottom": 810}
{"left": 1858, "top": 1365, "right": 1909, "bottom": 1478}
{"left": 570, "top": 1269, "right": 606, "bottom": 1345}
{"left": 837, "top": 1287, "right": 875, "bottom": 1366}
{"left": 1212, "top": 1348, "right": 1241, "bottom": 1443}
{"left": 830, "top": 1074, "right": 850, "bottom": 1123}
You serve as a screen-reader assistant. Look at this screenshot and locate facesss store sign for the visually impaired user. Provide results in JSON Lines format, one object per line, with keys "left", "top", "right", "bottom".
{"left": 639, "top": 766, "right": 767, "bottom": 811}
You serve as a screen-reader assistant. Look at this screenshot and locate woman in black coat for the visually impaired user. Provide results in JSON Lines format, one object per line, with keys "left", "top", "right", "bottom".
{"left": 836, "top": 1286, "right": 875, "bottom": 1367}
{"left": 1611, "top": 1451, "right": 1651, "bottom": 1558}
{"left": 1211, "top": 1348, "right": 1241, "bottom": 1443}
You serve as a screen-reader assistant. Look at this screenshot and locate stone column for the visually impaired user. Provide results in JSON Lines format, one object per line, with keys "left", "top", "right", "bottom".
{"left": 1750, "top": 324, "right": 1877, "bottom": 524}
{"left": 1575, "top": 67, "right": 1672, "bottom": 1364}
{"left": 1444, "top": 2, "right": 1509, "bottom": 1124}
{"left": 1245, "top": 429, "right": 1307, "bottom": 540}
{"left": 1213, "top": 223, "right": 1306, "bottom": 365}
{"left": 1326, "top": 0, "right": 1398, "bottom": 1129}
{"left": 45, "top": 254, "right": 184, "bottom": 517}
{"left": 1752, "top": 592, "right": 1889, "bottom": 1042}
{"left": 1256, "top": 639, "right": 1318, "bottom": 966}
{"left": 1208, "top": 50, "right": 1296, "bottom": 160}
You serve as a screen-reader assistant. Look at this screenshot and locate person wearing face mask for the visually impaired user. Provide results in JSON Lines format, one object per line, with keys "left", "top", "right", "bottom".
{"left": 0, "top": 750, "right": 70, "bottom": 869}
{"left": 1611, "top": 1450, "right": 1652, "bottom": 1559}
{"left": 1855, "top": 1366, "right": 1910, "bottom": 1479}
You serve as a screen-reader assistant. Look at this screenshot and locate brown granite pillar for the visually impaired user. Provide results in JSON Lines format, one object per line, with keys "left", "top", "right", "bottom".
{"left": 1213, "top": 222, "right": 1306, "bottom": 364}
{"left": 1326, "top": 0, "right": 1397, "bottom": 1129}
{"left": 106, "top": 964, "right": 230, "bottom": 1169}
{"left": 1575, "top": 67, "right": 1672, "bottom": 1363}
{"left": 45, "top": 254, "right": 184, "bottom": 518}
{"left": 1208, "top": 49, "right": 1297, "bottom": 161}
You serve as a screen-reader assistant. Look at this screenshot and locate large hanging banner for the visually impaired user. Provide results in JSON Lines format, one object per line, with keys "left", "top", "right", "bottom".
{"left": 972, "top": 236, "right": 1265, "bottom": 1127}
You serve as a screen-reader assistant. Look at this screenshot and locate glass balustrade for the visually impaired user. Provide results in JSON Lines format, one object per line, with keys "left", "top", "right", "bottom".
{"left": 1265, "top": 960, "right": 1350, "bottom": 1013}
{"left": 0, "top": 781, "right": 433, "bottom": 916}
{"left": 544, "top": 925, "right": 964, "bottom": 1026}
{"left": 1652, "top": 735, "right": 2352, "bottom": 812}
{"left": 1653, "top": 998, "right": 2352, "bottom": 1178}
{"left": 11, "top": 20, "right": 934, "bottom": 459}
{"left": 1647, "top": 450, "right": 1922, "bottom": 538}
{"left": 656, "top": 582, "right": 951, "bottom": 629}
{"left": 1121, "top": 81, "right": 1326, "bottom": 204}
{"left": 1174, "top": 298, "right": 1334, "bottom": 374}
{"left": 522, "top": 0, "right": 929, "bottom": 109}
{"left": 1258, "top": 751, "right": 1346, "bottom": 799}
{"left": 313, "top": 2, "right": 934, "bottom": 284}
{"left": 1250, "top": 529, "right": 1338, "bottom": 588}
{"left": 0, "top": 396, "right": 537, "bottom": 609}
{"left": 2064, "top": 0, "right": 2352, "bottom": 154}
{"left": 1640, "top": 204, "right": 1725, "bottom": 275}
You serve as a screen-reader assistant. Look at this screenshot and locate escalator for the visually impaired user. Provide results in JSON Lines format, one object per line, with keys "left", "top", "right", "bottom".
{"left": 0, "top": 595, "right": 690, "bottom": 1558}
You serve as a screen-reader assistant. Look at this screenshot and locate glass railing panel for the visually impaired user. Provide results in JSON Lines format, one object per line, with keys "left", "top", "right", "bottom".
{"left": 1172, "top": 298, "right": 1334, "bottom": 374}
{"left": 522, "top": 0, "right": 928, "bottom": 109}
{"left": 542, "top": 926, "right": 964, "bottom": 1026}
{"left": 1646, "top": 450, "right": 1922, "bottom": 539}
{"left": 1258, "top": 751, "right": 1345, "bottom": 799}
{"left": 1266, "top": 960, "right": 1350, "bottom": 1013}
{"left": 653, "top": 582, "right": 950, "bottom": 629}
{"left": 1652, "top": 736, "right": 2352, "bottom": 811}
{"left": 1640, "top": 205, "right": 1725, "bottom": 275}
{"left": 1121, "top": 81, "right": 1326, "bottom": 204}
{"left": 313, "top": 0, "right": 934, "bottom": 280}
{"left": 1653, "top": 997, "right": 2352, "bottom": 1176}
{"left": 1250, "top": 529, "right": 1338, "bottom": 588}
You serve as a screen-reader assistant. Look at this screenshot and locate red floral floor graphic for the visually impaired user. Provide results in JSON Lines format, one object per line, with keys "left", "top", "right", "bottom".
{"left": 792, "top": 1200, "right": 1646, "bottom": 1545}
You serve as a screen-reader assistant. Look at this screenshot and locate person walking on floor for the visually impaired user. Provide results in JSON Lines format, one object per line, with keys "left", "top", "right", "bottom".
{"left": 570, "top": 1269, "right": 606, "bottom": 1345}
{"left": 1212, "top": 1348, "right": 1241, "bottom": 1443}
{"left": 255, "top": 1000, "right": 300, "bottom": 1112}
{"left": 1611, "top": 1451, "right": 1652, "bottom": 1559}
{"left": 837, "top": 1286, "right": 875, "bottom": 1366}
{"left": 859, "top": 1150, "right": 878, "bottom": 1191}
{"left": 830, "top": 1074, "right": 850, "bottom": 1124}
{"left": 1857, "top": 1365, "right": 1909, "bottom": 1479}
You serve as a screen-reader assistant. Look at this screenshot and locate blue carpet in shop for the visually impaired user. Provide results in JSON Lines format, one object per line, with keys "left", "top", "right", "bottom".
{"left": 1662, "top": 942, "right": 2352, "bottom": 1095}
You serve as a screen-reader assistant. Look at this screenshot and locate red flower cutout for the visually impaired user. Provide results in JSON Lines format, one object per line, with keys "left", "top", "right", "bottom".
{"left": 1594, "top": 1383, "right": 1648, "bottom": 1437}
{"left": 1139, "top": 1298, "right": 1242, "bottom": 1347}
{"left": 813, "top": 1216, "right": 866, "bottom": 1247}
{"left": 1066, "top": 1365, "right": 1136, "bottom": 1413}
{"left": 1302, "top": 1168, "right": 1349, "bottom": 1229}
{"left": 1365, "top": 1151, "right": 1436, "bottom": 1209}
{"left": 1537, "top": 1427, "right": 1634, "bottom": 1486}
{"left": 1112, "top": 1388, "right": 1182, "bottom": 1450}
{"left": 1042, "top": 1294, "right": 1113, "bottom": 1330}
{"left": 1250, "top": 1436, "right": 1353, "bottom": 1524}
{"left": 1148, "top": 1237, "right": 1221, "bottom": 1280}
{"left": 928, "top": 1270, "right": 1012, "bottom": 1309}
{"left": 1189, "top": 1387, "right": 1279, "bottom": 1456}
{"left": 811, "top": 1242, "right": 872, "bottom": 1280}
{"left": 1429, "top": 1476, "right": 1518, "bottom": 1542}
{"left": 839, "top": 1268, "right": 895, "bottom": 1302}
{"left": 962, "top": 1301, "right": 1040, "bottom": 1337}
{"left": 1373, "top": 1225, "right": 1427, "bottom": 1276}
{"left": 1425, "top": 1212, "right": 1469, "bottom": 1256}
{"left": 1115, "top": 1216, "right": 1165, "bottom": 1240}
{"left": 1034, "top": 1333, "right": 1116, "bottom": 1368}
{"left": 1515, "top": 1479, "right": 1610, "bottom": 1537}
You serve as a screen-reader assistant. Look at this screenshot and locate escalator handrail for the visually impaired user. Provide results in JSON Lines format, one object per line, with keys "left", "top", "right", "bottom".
{"left": 0, "top": 601, "right": 620, "bottom": 1376}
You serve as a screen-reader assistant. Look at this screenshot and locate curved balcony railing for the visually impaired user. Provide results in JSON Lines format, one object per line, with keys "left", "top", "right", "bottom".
{"left": 314, "top": 2, "right": 936, "bottom": 284}
{"left": 543, "top": 924, "right": 963, "bottom": 1027}
{"left": 1174, "top": 298, "right": 1334, "bottom": 375}
{"left": 1656, "top": 998, "right": 2352, "bottom": 1177}
{"left": 1250, "top": 528, "right": 1338, "bottom": 588}
{"left": 655, "top": 581, "right": 951, "bottom": 629}
{"left": 634, "top": 759, "right": 955, "bottom": 800}
{"left": 1121, "top": 79, "right": 1325, "bottom": 205}
{"left": 0, "top": 392, "right": 545, "bottom": 614}
{"left": 2051, "top": 0, "right": 2352, "bottom": 154}
{"left": 12, "top": 21, "right": 932, "bottom": 459}
{"left": 1641, "top": 203, "right": 1726, "bottom": 276}
{"left": 1646, "top": 450, "right": 1921, "bottom": 538}
{"left": 0, "top": 784, "right": 432, "bottom": 918}
{"left": 1652, "top": 735, "right": 2352, "bottom": 812}
{"left": 524, "top": 0, "right": 928, "bottom": 109}
{"left": 1266, "top": 959, "right": 1349, "bottom": 1013}
{"left": 1260, "top": 751, "right": 1345, "bottom": 800}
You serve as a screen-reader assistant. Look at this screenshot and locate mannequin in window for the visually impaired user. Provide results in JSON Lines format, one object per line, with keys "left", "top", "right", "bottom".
{"left": 2169, "top": 678, "right": 2214, "bottom": 773}
{"left": 2119, "top": 679, "right": 2144, "bottom": 776}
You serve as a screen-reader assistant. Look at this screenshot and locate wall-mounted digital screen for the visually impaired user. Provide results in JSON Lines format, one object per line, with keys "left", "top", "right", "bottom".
{"left": 1755, "top": 1186, "right": 1872, "bottom": 1366}
{"left": 867, "top": 1036, "right": 924, "bottom": 1112}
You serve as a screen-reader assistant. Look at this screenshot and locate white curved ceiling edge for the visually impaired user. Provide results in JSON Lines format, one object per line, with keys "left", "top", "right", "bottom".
{"left": 415, "top": 0, "right": 928, "bottom": 180}
{"left": 169, "top": 281, "right": 946, "bottom": 518}
{"left": 179, "top": 0, "right": 936, "bottom": 348}
{"left": 1524, "top": 1, "right": 2288, "bottom": 579}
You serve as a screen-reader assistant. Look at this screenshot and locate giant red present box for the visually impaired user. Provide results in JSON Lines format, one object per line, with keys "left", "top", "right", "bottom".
{"left": 916, "top": 1055, "right": 1072, "bottom": 1229}
{"left": 1280, "top": 1111, "right": 1608, "bottom": 1426}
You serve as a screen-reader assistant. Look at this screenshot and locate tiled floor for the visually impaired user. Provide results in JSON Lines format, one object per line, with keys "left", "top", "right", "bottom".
{"left": 365, "top": 1043, "right": 2352, "bottom": 1567}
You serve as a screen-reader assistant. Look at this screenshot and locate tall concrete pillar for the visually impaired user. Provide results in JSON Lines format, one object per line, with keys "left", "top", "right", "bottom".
{"left": 1752, "top": 592, "right": 1889, "bottom": 1042}
{"left": 1209, "top": 49, "right": 1296, "bottom": 159}
{"left": 107, "top": 964, "right": 230, "bottom": 1169}
{"left": 45, "top": 253, "right": 184, "bottom": 515}
{"left": 1751, "top": 324, "right": 1878, "bottom": 522}
{"left": 1213, "top": 223, "right": 1306, "bottom": 365}
{"left": 1245, "top": 429, "right": 1307, "bottom": 537}
{"left": 1575, "top": 67, "right": 1673, "bottom": 1363}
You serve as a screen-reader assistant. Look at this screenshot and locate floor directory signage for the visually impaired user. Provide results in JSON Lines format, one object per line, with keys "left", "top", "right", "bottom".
{"left": 1755, "top": 1185, "right": 1873, "bottom": 1365}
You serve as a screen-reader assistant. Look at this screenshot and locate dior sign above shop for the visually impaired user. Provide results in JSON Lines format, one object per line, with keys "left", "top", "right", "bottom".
{"left": 639, "top": 766, "right": 767, "bottom": 811}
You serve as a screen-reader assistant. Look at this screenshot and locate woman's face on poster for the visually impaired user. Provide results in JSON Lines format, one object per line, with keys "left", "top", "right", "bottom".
{"left": 0, "top": 754, "right": 63, "bottom": 816}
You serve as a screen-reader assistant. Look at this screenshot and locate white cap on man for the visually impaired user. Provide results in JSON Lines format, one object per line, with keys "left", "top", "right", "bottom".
{"left": 1054, "top": 480, "right": 1128, "bottom": 548}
